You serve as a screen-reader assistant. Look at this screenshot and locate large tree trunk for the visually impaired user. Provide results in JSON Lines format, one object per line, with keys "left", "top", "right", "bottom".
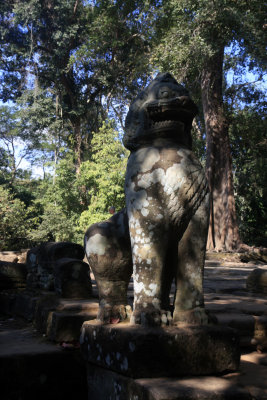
{"left": 72, "top": 118, "right": 82, "bottom": 174}
{"left": 201, "top": 48, "right": 240, "bottom": 251}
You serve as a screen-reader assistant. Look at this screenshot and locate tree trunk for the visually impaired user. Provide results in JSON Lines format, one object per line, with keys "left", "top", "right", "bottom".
{"left": 72, "top": 118, "right": 82, "bottom": 174}
{"left": 201, "top": 48, "right": 240, "bottom": 251}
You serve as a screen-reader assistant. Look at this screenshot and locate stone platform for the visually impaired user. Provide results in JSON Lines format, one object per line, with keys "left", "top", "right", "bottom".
{"left": 2, "top": 315, "right": 267, "bottom": 400}
{"left": 1, "top": 258, "right": 267, "bottom": 349}
{"left": 85, "top": 363, "right": 252, "bottom": 400}
{"left": 1, "top": 255, "right": 267, "bottom": 399}
{"left": 80, "top": 321, "right": 240, "bottom": 378}
{"left": 0, "top": 290, "right": 99, "bottom": 342}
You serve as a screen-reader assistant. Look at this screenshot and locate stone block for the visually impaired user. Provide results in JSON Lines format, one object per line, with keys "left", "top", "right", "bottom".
{"left": 0, "top": 261, "right": 27, "bottom": 290}
{"left": 253, "top": 315, "right": 267, "bottom": 350}
{"left": 0, "top": 292, "right": 17, "bottom": 315}
{"left": 80, "top": 321, "right": 240, "bottom": 378}
{"left": 0, "top": 291, "right": 38, "bottom": 320}
{"left": 34, "top": 295, "right": 98, "bottom": 341}
{"left": 27, "top": 242, "right": 84, "bottom": 267}
{"left": 34, "top": 294, "right": 61, "bottom": 334}
{"left": 247, "top": 268, "right": 267, "bottom": 295}
{"left": 26, "top": 242, "right": 85, "bottom": 290}
{"left": 54, "top": 258, "right": 92, "bottom": 298}
{"left": 47, "top": 310, "right": 97, "bottom": 342}
{"left": 14, "top": 293, "right": 39, "bottom": 320}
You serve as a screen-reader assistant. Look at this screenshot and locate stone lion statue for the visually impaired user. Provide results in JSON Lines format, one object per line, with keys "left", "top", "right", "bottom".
{"left": 85, "top": 72, "right": 210, "bottom": 326}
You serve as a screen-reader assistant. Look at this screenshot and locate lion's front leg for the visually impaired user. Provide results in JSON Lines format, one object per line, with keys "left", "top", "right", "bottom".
{"left": 173, "top": 193, "right": 214, "bottom": 325}
{"left": 128, "top": 209, "right": 173, "bottom": 327}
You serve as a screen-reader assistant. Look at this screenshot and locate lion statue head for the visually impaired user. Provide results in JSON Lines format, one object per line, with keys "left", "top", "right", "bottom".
{"left": 123, "top": 72, "right": 198, "bottom": 151}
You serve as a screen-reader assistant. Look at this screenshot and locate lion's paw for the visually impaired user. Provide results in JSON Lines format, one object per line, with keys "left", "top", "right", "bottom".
{"left": 173, "top": 307, "right": 217, "bottom": 326}
{"left": 130, "top": 306, "right": 172, "bottom": 327}
{"left": 97, "top": 304, "right": 132, "bottom": 324}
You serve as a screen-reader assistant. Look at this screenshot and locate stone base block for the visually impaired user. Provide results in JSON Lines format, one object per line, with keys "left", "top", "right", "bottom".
{"left": 0, "top": 291, "right": 39, "bottom": 320}
{"left": 54, "top": 258, "right": 92, "bottom": 298}
{"left": 0, "top": 261, "right": 27, "bottom": 290}
{"left": 247, "top": 268, "right": 267, "bottom": 295}
{"left": 80, "top": 321, "right": 240, "bottom": 378}
{"left": 86, "top": 363, "right": 250, "bottom": 400}
{"left": 34, "top": 296, "right": 98, "bottom": 341}
{"left": 47, "top": 311, "right": 98, "bottom": 342}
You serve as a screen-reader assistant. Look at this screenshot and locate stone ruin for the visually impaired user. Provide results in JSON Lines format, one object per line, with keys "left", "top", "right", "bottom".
{"left": 26, "top": 241, "right": 92, "bottom": 298}
{"left": 81, "top": 73, "right": 241, "bottom": 383}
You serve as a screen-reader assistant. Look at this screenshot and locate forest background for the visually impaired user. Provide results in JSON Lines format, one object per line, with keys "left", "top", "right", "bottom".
{"left": 0, "top": 0, "right": 266, "bottom": 252}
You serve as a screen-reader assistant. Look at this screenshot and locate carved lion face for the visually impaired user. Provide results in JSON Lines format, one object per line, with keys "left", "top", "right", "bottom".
{"left": 123, "top": 73, "right": 198, "bottom": 151}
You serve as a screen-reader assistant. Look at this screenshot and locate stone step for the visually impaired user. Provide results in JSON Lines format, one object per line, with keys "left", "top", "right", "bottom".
{"left": 86, "top": 363, "right": 252, "bottom": 400}
{"left": 1, "top": 289, "right": 267, "bottom": 348}
{"left": 34, "top": 296, "right": 98, "bottom": 342}
{"left": 0, "top": 323, "right": 88, "bottom": 400}
{"left": 0, "top": 291, "right": 98, "bottom": 342}
{"left": 46, "top": 311, "right": 98, "bottom": 342}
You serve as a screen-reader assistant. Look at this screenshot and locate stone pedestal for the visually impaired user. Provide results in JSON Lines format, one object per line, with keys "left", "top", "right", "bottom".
{"left": 80, "top": 321, "right": 240, "bottom": 379}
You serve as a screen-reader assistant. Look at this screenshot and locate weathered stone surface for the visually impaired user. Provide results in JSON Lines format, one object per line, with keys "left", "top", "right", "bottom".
{"left": 34, "top": 295, "right": 98, "bottom": 341}
{"left": 26, "top": 241, "right": 90, "bottom": 294}
{"left": 47, "top": 311, "right": 97, "bottom": 342}
{"left": 27, "top": 242, "right": 84, "bottom": 266}
{"left": 0, "top": 291, "right": 39, "bottom": 320}
{"left": 124, "top": 73, "right": 210, "bottom": 326}
{"left": 253, "top": 315, "right": 267, "bottom": 350}
{"left": 54, "top": 258, "right": 92, "bottom": 298}
{"left": 247, "top": 268, "right": 267, "bottom": 295}
{"left": 80, "top": 321, "right": 240, "bottom": 378}
{"left": 86, "top": 364, "right": 250, "bottom": 400}
{"left": 34, "top": 294, "right": 61, "bottom": 334}
{"left": 0, "top": 261, "right": 27, "bottom": 290}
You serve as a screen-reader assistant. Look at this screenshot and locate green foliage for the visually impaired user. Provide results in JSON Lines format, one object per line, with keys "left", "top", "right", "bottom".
{"left": 1, "top": 0, "right": 266, "bottom": 249}
{"left": 151, "top": 0, "right": 266, "bottom": 84}
{"left": 27, "top": 121, "right": 129, "bottom": 245}
{"left": 0, "top": 186, "right": 30, "bottom": 250}
{"left": 28, "top": 204, "right": 77, "bottom": 243}
{"left": 230, "top": 106, "right": 267, "bottom": 246}
{"left": 0, "top": 106, "right": 20, "bottom": 183}
{"left": 78, "top": 120, "right": 129, "bottom": 233}
{"left": 27, "top": 152, "right": 81, "bottom": 243}
{"left": 0, "top": 0, "right": 152, "bottom": 167}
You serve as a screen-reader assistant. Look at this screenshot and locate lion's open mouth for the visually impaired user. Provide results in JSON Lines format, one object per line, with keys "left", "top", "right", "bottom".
{"left": 145, "top": 96, "right": 197, "bottom": 133}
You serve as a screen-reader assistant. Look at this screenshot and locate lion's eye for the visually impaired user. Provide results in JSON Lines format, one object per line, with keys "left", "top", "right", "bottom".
{"left": 158, "top": 86, "right": 173, "bottom": 99}
{"left": 161, "top": 91, "right": 169, "bottom": 98}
